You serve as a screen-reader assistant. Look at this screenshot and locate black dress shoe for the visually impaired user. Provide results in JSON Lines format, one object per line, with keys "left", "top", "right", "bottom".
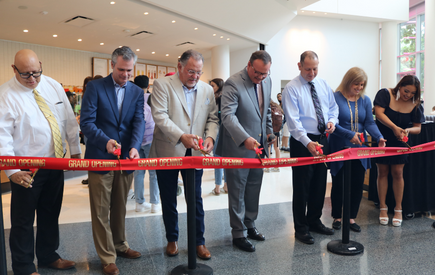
{"left": 233, "top": 237, "right": 255, "bottom": 252}
{"left": 350, "top": 223, "right": 361, "bottom": 232}
{"left": 295, "top": 232, "right": 314, "bottom": 244}
{"left": 309, "top": 224, "right": 335, "bottom": 235}
{"left": 247, "top": 227, "right": 265, "bottom": 241}
{"left": 332, "top": 220, "right": 341, "bottom": 230}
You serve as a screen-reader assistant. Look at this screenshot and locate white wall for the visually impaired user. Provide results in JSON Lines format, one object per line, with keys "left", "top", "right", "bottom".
{"left": 264, "top": 15, "right": 380, "bottom": 101}
{"left": 0, "top": 39, "right": 176, "bottom": 87}
{"left": 230, "top": 46, "right": 259, "bottom": 77}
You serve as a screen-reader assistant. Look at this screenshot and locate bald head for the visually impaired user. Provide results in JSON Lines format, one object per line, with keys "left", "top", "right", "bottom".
{"left": 12, "top": 49, "right": 42, "bottom": 89}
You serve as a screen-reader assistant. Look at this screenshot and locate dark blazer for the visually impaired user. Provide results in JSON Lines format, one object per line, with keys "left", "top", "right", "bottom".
{"left": 80, "top": 74, "right": 145, "bottom": 174}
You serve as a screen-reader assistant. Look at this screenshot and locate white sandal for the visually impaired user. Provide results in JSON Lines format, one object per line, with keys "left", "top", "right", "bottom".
{"left": 379, "top": 207, "right": 389, "bottom": 225}
{"left": 392, "top": 209, "right": 403, "bottom": 227}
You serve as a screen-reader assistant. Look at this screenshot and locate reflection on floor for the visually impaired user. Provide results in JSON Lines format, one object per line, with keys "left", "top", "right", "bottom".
{"left": 2, "top": 149, "right": 435, "bottom": 274}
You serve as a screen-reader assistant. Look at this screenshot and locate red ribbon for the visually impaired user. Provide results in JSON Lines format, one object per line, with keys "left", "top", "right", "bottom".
{"left": 1, "top": 141, "right": 434, "bottom": 171}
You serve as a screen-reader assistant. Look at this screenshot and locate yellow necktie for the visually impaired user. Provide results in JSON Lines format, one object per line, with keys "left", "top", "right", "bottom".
{"left": 33, "top": 89, "right": 64, "bottom": 158}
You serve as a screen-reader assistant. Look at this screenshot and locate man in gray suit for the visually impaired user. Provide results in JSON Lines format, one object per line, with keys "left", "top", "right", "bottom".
{"left": 150, "top": 49, "right": 219, "bottom": 260}
{"left": 216, "top": 50, "right": 273, "bottom": 252}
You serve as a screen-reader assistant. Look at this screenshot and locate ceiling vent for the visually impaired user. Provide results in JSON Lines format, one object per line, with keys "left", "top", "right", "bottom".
{"left": 130, "top": 31, "right": 154, "bottom": 39}
{"left": 176, "top": 41, "right": 195, "bottom": 47}
{"left": 63, "top": 16, "right": 95, "bottom": 27}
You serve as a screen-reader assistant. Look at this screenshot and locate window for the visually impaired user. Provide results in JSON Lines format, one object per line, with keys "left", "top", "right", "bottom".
{"left": 397, "top": 13, "right": 425, "bottom": 95}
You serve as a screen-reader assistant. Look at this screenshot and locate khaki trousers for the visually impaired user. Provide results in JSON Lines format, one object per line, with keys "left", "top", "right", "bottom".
{"left": 88, "top": 171, "right": 133, "bottom": 264}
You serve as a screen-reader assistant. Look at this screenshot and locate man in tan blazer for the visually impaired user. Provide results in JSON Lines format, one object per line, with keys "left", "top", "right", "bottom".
{"left": 150, "top": 49, "right": 218, "bottom": 260}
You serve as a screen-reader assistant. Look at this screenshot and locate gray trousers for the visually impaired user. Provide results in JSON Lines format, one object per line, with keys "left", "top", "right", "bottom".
{"left": 226, "top": 167, "right": 263, "bottom": 238}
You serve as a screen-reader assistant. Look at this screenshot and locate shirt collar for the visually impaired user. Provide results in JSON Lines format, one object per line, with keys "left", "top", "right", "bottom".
{"left": 298, "top": 74, "right": 315, "bottom": 86}
{"left": 111, "top": 73, "right": 128, "bottom": 88}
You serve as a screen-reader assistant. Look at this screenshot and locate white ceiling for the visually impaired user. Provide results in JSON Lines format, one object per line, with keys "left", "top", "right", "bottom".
{"left": 0, "top": 0, "right": 318, "bottom": 63}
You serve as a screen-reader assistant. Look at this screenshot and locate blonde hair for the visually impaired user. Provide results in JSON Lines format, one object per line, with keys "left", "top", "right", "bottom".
{"left": 336, "top": 67, "right": 368, "bottom": 99}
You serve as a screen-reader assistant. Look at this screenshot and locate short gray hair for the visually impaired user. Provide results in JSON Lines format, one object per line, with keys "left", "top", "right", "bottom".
{"left": 179, "top": 49, "right": 204, "bottom": 67}
{"left": 112, "top": 46, "right": 137, "bottom": 65}
{"left": 249, "top": 50, "right": 272, "bottom": 65}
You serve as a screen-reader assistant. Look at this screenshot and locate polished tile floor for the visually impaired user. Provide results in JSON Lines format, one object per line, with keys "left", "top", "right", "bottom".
{"left": 2, "top": 149, "right": 435, "bottom": 274}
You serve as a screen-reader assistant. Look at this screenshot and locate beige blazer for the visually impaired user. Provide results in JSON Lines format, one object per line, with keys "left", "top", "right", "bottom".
{"left": 149, "top": 74, "right": 219, "bottom": 158}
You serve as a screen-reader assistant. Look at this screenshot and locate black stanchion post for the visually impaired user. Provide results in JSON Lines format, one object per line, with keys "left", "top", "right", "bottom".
{"left": 171, "top": 169, "right": 213, "bottom": 275}
{"left": 0, "top": 186, "right": 8, "bottom": 275}
{"left": 327, "top": 159, "right": 364, "bottom": 255}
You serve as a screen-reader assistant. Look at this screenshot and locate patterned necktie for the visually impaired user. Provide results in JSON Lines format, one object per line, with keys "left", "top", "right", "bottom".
{"left": 308, "top": 82, "right": 326, "bottom": 134}
{"left": 33, "top": 89, "right": 64, "bottom": 158}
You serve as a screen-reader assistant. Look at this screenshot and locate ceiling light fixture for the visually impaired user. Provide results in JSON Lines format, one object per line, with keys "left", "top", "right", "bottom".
{"left": 78, "top": 39, "right": 82, "bottom": 41}
{"left": 136, "top": 49, "right": 140, "bottom": 51}
{"left": 100, "top": 43, "right": 104, "bottom": 45}
{"left": 152, "top": 52, "right": 155, "bottom": 54}
{"left": 194, "top": 28, "right": 198, "bottom": 30}
{"left": 325, "top": 13, "right": 327, "bottom": 14}
{"left": 213, "top": 34, "right": 216, "bottom": 36}
{"left": 23, "top": 29, "right": 29, "bottom": 33}
{"left": 53, "top": 34, "right": 57, "bottom": 37}
{"left": 110, "top": 1, "right": 115, "bottom": 4}
{"left": 227, "top": 38, "right": 230, "bottom": 40}
{"left": 301, "top": 11, "right": 304, "bottom": 12}
{"left": 313, "top": 12, "right": 316, "bottom": 13}
{"left": 220, "top": 36, "right": 223, "bottom": 38}
{"left": 166, "top": 54, "right": 169, "bottom": 56}
{"left": 144, "top": 12, "right": 149, "bottom": 15}
{"left": 172, "top": 20, "right": 176, "bottom": 23}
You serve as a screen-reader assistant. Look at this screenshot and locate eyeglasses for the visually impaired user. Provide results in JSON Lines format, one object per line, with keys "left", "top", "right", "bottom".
{"left": 187, "top": 69, "right": 203, "bottom": 76}
{"left": 14, "top": 63, "right": 43, "bottom": 79}
{"left": 251, "top": 65, "right": 270, "bottom": 77}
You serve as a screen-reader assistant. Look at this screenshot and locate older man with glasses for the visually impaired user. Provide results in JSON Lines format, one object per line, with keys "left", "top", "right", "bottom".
{"left": 149, "top": 49, "right": 218, "bottom": 260}
{"left": 0, "top": 49, "right": 81, "bottom": 275}
{"left": 216, "top": 50, "right": 274, "bottom": 252}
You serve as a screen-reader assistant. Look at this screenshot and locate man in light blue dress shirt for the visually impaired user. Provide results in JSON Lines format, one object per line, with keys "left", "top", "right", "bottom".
{"left": 282, "top": 51, "right": 339, "bottom": 245}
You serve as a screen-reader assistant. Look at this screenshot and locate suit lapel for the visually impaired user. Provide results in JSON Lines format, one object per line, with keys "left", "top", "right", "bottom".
{"left": 120, "top": 83, "right": 133, "bottom": 123}
{"left": 104, "top": 76, "right": 119, "bottom": 123}
{"left": 260, "top": 78, "right": 270, "bottom": 118}
{"left": 241, "top": 70, "right": 261, "bottom": 118}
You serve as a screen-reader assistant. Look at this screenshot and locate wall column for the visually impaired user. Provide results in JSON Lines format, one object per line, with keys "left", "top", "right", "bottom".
{"left": 381, "top": 21, "right": 399, "bottom": 89}
{"left": 424, "top": 1, "right": 435, "bottom": 114}
{"left": 211, "top": 45, "right": 230, "bottom": 81}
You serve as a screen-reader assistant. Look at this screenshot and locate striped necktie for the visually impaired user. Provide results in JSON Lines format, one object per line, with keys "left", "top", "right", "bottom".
{"left": 308, "top": 82, "right": 326, "bottom": 134}
{"left": 33, "top": 89, "right": 64, "bottom": 158}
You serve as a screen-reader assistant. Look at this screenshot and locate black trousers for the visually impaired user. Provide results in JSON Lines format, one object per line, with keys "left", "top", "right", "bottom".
{"left": 9, "top": 169, "right": 64, "bottom": 275}
{"left": 331, "top": 160, "right": 366, "bottom": 219}
{"left": 290, "top": 135, "right": 328, "bottom": 234}
{"left": 156, "top": 150, "right": 205, "bottom": 245}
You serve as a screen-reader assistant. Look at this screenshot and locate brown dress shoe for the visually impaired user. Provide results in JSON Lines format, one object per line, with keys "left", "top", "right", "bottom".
{"left": 196, "top": 245, "right": 211, "bottom": 260}
{"left": 102, "top": 263, "right": 120, "bottom": 275}
{"left": 41, "top": 258, "right": 75, "bottom": 270}
{"left": 166, "top": 241, "right": 178, "bottom": 256}
{"left": 116, "top": 248, "right": 141, "bottom": 259}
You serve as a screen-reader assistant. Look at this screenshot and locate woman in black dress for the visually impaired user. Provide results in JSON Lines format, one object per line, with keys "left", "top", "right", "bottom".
{"left": 374, "top": 75, "right": 424, "bottom": 227}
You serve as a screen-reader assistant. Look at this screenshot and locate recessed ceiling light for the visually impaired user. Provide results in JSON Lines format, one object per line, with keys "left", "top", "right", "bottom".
{"left": 194, "top": 28, "right": 198, "bottom": 30}
{"left": 100, "top": 43, "right": 104, "bottom": 45}
{"left": 325, "top": 13, "right": 327, "bottom": 14}
{"left": 213, "top": 34, "right": 216, "bottom": 36}
{"left": 144, "top": 12, "right": 149, "bottom": 15}
{"left": 172, "top": 20, "right": 176, "bottom": 23}
{"left": 110, "top": 1, "right": 115, "bottom": 4}
{"left": 136, "top": 49, "right": 140, "bottom": 51}
{"left": 227, "top": 38, "right": 230, "bottom": 40}
{"left": 301, "top": 11, "right": 304, "bottom": 13}
{"left": 78, "top": 39, "right": 82, "bottom": 42}
{"left": 152, "top": 52, "right": 155, "bottom": 54}
{"left": 53, "top": 34, "right": 57, "bottom": 37}
{"left": 119, "top": 46, "right": 122, "bottom": 48}
{"left": 166, "top": 54, "right": 169, "bottom": 56}
{"left": 23, "top": 29, "right": 29, "bottom": 33}
{"left": 220, "top": 36, "right": 224, "bottom": 39}
{"left": 313, "top": 12, "right": 316, "bottom": 13}
{"left": 178, "top": 56, "right": 181, "bottom": 58}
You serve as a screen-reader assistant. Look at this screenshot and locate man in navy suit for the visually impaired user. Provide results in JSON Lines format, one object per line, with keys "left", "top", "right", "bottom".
{"left": 81, "top": 46, "right": 145, "bottom": 275}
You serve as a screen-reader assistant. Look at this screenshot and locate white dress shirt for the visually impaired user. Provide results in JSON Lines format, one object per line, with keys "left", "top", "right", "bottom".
{"left": 0, "top": 75, "right": 81, "bottom": 177}
{"left": 182, "top": 83, "right": 197, "bottom": 134}
{"left": 282, "top": 74, "right": 339, "bottom": 147}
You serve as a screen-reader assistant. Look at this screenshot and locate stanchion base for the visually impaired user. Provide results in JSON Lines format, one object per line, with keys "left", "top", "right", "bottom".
{"left": 327, "top": 240, "right": 364, "bottom": 256}
{"left": 170, "top": 263, "right": 213, "bottom": 275}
